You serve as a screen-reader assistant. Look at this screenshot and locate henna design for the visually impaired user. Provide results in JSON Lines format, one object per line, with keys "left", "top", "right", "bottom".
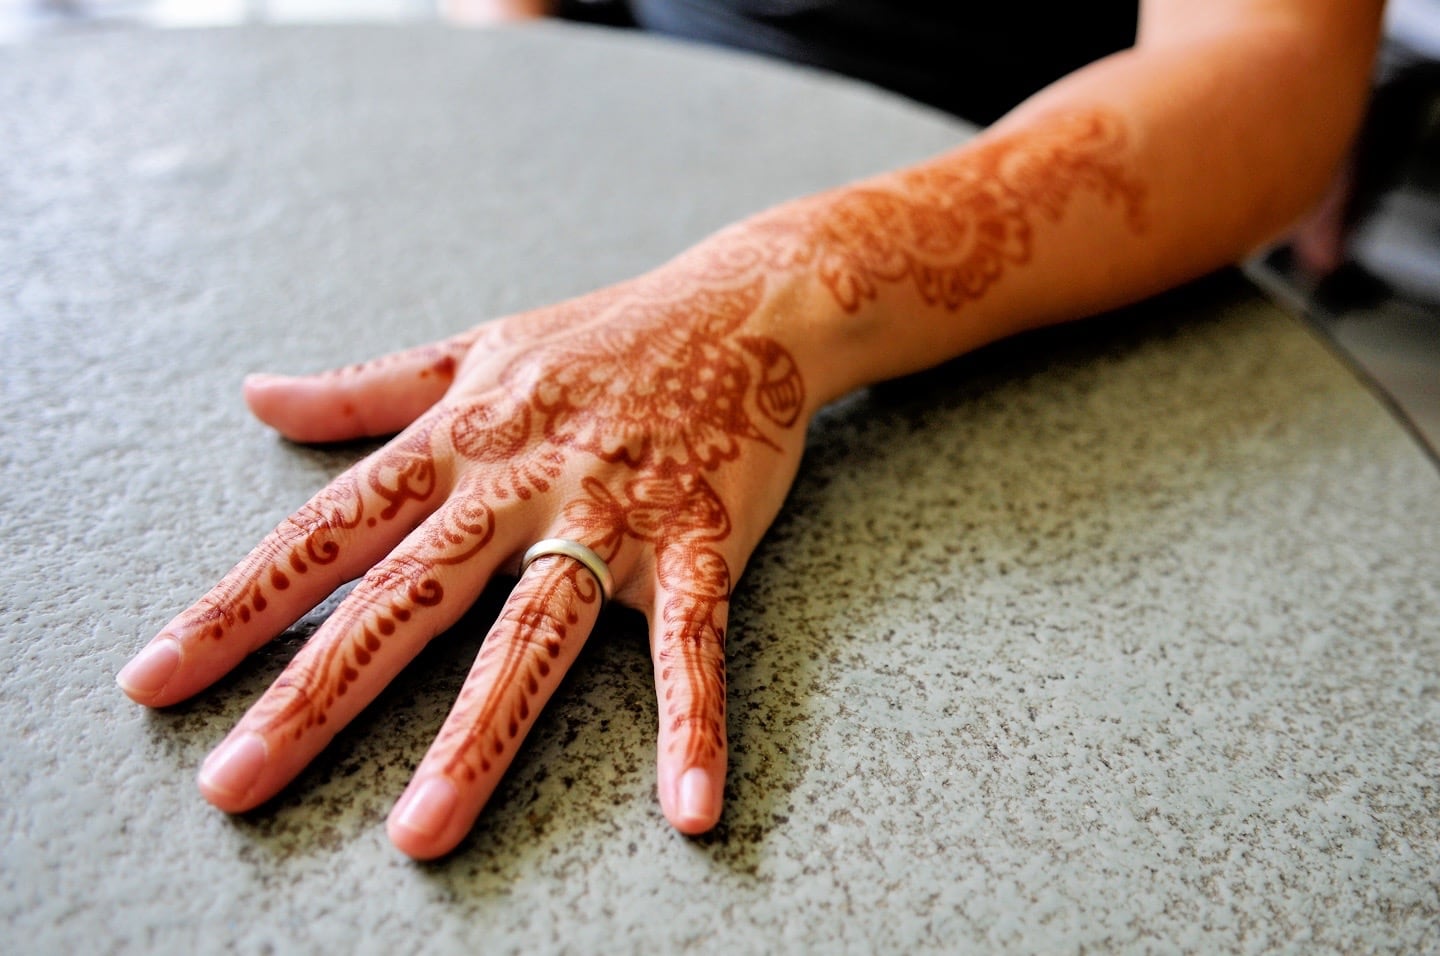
{"left": 418, "top": 485, "right": 497, "bottom": 567}
{"left": 450, "top": 393, "right": 567, "bottom": 502}
{"left": 171, "top": 418, "right": 447, "bottom": 655}
{"left": 521, "top": 279, "right": 779, "bottom": 471}
{"left": 320, "top": 332, "right": 477, "bottom": 388}
{"left": 241, "top": 487, "right": 497, "bottom": 740}
{"left": 283, "top": 110, "right": 1139, "bottom": 763}
{"left": 738, "top": 336, "right": 804, "bottom": 429}
{"left": 170, "top": 472, "right": 367, "bottom": 645}
{"left": 368, "top": 427, "right": 438, "bottom": 522}
{"left": 566, "top": 474, "right": 732, "bottom": 764}
{"left": 253, "top": 554, "right": 449, "bottom": 738}
{"left": 654, "top": 595, "right": 727, "bottom": 763}
{"left": 724, "top": 109, "right": 1147, "bottom": 313}
{"left": 434, "top": 558, "right": 600, "bottom": 781}
{"left": 215, "top": 111, "right": 1145, "bottom": 775}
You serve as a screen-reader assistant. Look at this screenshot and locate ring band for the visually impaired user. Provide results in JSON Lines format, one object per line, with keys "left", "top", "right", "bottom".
{"left": 521, "top": 538, "right": 615, "bottom": 604}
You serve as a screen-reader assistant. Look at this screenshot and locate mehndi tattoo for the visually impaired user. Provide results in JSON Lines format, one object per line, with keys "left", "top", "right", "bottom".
{"left": 191, "top": 110, "right": 1143, "bottom": 777}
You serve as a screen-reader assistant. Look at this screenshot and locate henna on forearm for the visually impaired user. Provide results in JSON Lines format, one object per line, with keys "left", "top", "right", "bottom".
{"left": 685, "top": 109, "right": 1145, "bottom": 320}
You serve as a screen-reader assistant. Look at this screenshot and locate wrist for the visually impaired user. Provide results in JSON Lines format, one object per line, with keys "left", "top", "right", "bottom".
{"left": 677, "top": 192, "right": 913, "bottom": 412}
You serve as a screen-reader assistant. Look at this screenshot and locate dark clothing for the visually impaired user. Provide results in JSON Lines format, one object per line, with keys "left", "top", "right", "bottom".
{"left": 626, "top": 0, "right": 1139, "bottom": 124}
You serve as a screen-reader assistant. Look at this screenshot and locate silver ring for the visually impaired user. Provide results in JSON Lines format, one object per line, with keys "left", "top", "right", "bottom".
{"left": 520, "top": 538, "right": 615, "bottom": 604}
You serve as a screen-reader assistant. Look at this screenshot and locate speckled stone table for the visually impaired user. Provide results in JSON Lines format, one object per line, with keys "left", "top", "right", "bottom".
{"left": 3, "top": 23, "right": 1439, "bottom": 955}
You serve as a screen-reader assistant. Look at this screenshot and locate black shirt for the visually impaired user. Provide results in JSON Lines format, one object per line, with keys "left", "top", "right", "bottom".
{"left": 628, "top": 0, "right": 1139, "bottom": 124}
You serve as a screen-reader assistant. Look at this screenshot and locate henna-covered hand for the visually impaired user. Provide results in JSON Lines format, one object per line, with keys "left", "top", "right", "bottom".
{"left": 118, "top": 110, "right": 1143, "bottom": 859}
{"left": 119, "top": 253, "right": 813, "bottom": 858}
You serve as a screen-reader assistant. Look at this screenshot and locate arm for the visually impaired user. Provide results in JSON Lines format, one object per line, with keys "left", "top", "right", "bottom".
{"left": 120, "top": 0, "right": 1383, "bottom": 860}
{"left": 707, "top": 0, "right": 1384, "bottom": 405}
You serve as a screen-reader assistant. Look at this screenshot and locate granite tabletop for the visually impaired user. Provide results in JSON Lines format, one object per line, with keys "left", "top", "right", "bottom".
{"left": 2, "top": 22, "right": 1439, "bottom": 955}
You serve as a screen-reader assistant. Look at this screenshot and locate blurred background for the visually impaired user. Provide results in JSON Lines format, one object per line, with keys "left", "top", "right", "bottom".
{"left": 0, "top": 0, "right": 432, "bottom": 38}
{"left": 3, "top": 0, "right": 1437, "bottom": 456}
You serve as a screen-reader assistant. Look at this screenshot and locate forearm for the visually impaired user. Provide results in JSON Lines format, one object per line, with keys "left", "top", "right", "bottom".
{"left": 693, "top": 2, "right": 1382, "bottom": 408}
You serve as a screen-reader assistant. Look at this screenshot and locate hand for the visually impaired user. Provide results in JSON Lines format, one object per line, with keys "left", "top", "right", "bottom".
{"left": 119, "top": 109, "right": 1154, "bottom": 858}
{"left": 117, "top": 246, "right": 812, "bottom": 860}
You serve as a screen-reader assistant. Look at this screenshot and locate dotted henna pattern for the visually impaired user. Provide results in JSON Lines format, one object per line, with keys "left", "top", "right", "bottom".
{"left": 253, "top": 553, "right": 449, "bottom": 737}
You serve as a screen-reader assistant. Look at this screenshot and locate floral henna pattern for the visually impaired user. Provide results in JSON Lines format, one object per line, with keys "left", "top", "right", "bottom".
{"left": 434, "top": 273, "right": 798, "bottom": 772}
{"left": 449, "top": 394, "right": 568, "bottom": 503}
{"left": 402, "top": 110, "right": 1140, "bottom": 774}
{"left": 523, "top": 279, "right": 785, "bottom": 470}
{"left": 720, "top": 109, "right": 1147, "bottom": 313}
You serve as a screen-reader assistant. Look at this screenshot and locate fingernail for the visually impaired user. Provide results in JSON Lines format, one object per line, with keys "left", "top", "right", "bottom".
{"left": 243, "top": 373, "right": 289, "bottom": 388}
{"left": 198, "top": 732, "right": 268, "bottom": 804}
{"left": 677, "top": 767, "right": 717, "bottom": 828}
{"left": 392, "top": 778, "right": 458, "bottom": 840}
{"left": 117, "top": 638, "right": 181, "bottom": 700}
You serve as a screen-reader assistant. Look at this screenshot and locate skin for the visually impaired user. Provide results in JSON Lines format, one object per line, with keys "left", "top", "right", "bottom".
{"left": 118, "top": 0, "right": 1384, "bottom": 860}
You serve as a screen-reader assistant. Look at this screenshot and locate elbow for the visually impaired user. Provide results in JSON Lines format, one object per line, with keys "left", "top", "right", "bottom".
{"left": 1222, "top": 19, "right": 1383, "bottom": 246}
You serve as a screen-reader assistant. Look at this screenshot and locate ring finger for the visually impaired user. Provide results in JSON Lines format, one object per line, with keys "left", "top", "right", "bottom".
{"left": 386, "top": 544, "right": 611, "bottom": 860}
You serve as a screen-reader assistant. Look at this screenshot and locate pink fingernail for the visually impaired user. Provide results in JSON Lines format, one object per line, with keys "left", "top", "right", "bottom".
{"left": 116, "top": 638, "right": 181, "bottom": 700}
{"left": 677, "top": 768, "right": 717, "bottom": 828}
{"left": 198, "top": 732, "right": 268, "bottom": 805}
{"left": 393, "top": 778, "right": 458, "bottom": 840}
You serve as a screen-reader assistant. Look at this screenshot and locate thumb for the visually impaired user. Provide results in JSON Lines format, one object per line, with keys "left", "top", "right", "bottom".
{"left": 244, "top": 332, "right": 476, "bottom": 443}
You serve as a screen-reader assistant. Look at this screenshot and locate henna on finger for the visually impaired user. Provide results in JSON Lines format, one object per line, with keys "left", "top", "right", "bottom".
{"left": 315, "top": 330, "right": 478, "bottom": 390}
{"left": 388, "top": 555, "right": 605, "bottom": 858}
{"left": 120, "top": 415, "right": 455, "bottom": 706}
{"left": 148, "top": 108, "right": 1151, "bottom": 848}
{"left": 196, "top": 488, "right": 505, "bottom": 812}
{"left": 245, "top": 331, "right": 483, "bottom": 442}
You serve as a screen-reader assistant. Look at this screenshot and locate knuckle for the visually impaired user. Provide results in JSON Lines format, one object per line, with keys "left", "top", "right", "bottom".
{"left": 273, "top": 482, "right": 365, "bottom": 568}
{"left": 498, "top": 587, "right": 576, "bottom": 646}
{"left": 357, "top": 555, "right": 444, "bottom": 607}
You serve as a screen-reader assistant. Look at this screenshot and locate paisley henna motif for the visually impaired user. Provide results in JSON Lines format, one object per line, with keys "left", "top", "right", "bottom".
{"left": 525, "top": 280, "right": 779, "bottom": 470}
{"left": 428, "top": 109, "right": 1143, "bottom": 774}
{"left": 368, "top": 426, "right": 439, "bottom": 522}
